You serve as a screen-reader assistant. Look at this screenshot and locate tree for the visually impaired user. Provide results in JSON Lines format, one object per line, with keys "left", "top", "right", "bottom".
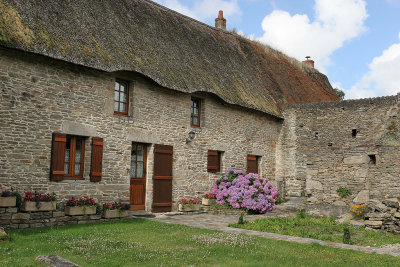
{"left": 334, "top": 88, "right": 345, "bottom": 100}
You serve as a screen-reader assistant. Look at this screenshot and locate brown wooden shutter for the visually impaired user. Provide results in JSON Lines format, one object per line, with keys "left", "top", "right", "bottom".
{"left": 50, "top": 133, "right": 67, "bottom": 181}
{"left": 247, "top": 154, "right": 258, "bottom": 174}
{"left": 207, "top": 150, "right": 219, "bottom": 173}
{"left": 90, "top": 137, "right": 104, "bottom": 182}
{"left": 152, "top": 144, "right": 173, "bottom": 212}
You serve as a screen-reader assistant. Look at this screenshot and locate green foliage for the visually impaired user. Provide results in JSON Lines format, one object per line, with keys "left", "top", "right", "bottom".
{"left": 333, "top": 88, "right": 345, "bottom": 100}
{"left": 336, "top": 186, "right": 352, "bottom": 198}
{"left": 2, "top": 219, "right": 400, "bottom": 266}
{"left": 10, "top": 192, "right": 21, "bottom": 208}
{"left": 300, "top": 191, "right": 306, "bottom": 197}
{"left": 343, "top": 225, "right": 351, "bottom": 244}
{"left": 388, "top": 120, "right": 398, "bottom": 134}
{"left": 230, "top": 216, "right": 400, "bottom": 247}
{"left": 238, "top": 213, "right": 245, "bottom": 225}
{"left": 296, "top": 209, "right": 307, "bottom": 219}
{"left": 275, "top": 194, "right": 285, "bottom": 205}
{"left": 95, "top": 203, "right": 102, "bottom": 215}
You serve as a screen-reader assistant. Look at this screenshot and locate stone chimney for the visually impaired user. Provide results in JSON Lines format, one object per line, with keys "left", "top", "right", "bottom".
{"left": 215, "top": 10, "right": 226, "bottom": 30}
{"left": 302, "top": 56, "right": 314, "bottom": 68}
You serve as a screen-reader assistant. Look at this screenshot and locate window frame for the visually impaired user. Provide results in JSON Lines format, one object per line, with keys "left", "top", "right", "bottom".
{"left": 114, "top": 79, "right": 130, "bottom": 117}
{"left": 64, "top": 135, "right": 86, "bottom": 180}
{"left": 190, "top": 97, "right": 201, "bottom": 128}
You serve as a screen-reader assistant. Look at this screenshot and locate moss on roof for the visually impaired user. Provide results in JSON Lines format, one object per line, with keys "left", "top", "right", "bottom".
{"left": 0, "top": 0, "right": 339, "bottom": 118}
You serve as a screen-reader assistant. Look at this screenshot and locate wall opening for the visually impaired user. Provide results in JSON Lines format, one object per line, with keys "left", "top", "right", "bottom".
{"left": 352, "top": 129, "right": 357, "bottom": 137}
{"left": 368, "top": 154, "right": 376, "bottom": 164}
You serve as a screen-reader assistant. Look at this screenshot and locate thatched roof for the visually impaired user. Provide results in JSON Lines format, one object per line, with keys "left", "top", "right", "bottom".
{"left": 0, "top": 0, "right": 339, "bottom": 118}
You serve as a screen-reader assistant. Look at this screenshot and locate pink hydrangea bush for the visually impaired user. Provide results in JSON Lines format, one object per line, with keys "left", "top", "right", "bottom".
{"left": 210, "top": 169, "right": 278, "bottom": 214}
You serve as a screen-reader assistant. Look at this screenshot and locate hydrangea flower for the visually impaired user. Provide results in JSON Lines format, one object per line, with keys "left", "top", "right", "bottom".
{"left": 211, "top": 169, "right": 278, "bottom": 214}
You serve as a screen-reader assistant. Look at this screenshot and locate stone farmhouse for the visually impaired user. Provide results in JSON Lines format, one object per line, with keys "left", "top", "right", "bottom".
{"left": 1, "top": 0, "right": 399, "bottom": 214}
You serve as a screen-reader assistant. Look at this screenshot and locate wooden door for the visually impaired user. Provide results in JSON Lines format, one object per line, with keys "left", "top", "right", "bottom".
{"left": 130, "top": 143, "right": 147, "bottom": 210}
{"left": 152, "top": 144, "right": 173, "bottom": 212}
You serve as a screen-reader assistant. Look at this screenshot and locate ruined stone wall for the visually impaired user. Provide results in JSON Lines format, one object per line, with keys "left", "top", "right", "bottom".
{"left": 0, "top": 48, "right": 281, "bottom": 211}
{"left": 277, "top": 95, "right": 400, "bottom": 205}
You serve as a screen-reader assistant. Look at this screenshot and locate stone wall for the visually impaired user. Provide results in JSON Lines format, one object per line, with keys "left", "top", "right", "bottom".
{"left": 0, "top": 206, "right": 136, "bottom": 230}
{"left": 0, "top": 47, "right": 281, "bottom": 211}
{"left": 277, "top": 94, "right": 400, "bottom": 205}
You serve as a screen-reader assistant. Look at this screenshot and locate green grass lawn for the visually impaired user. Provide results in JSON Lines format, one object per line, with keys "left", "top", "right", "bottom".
{"left": 1, "top": 218, "right": 399, "bottom": 266}
{"left": 229, "top": 216, "right": 400, "bottom": 247}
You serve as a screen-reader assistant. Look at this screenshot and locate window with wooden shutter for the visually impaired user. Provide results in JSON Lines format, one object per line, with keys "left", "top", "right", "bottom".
{"left": 90, "top": 137, "right": 104, "bottom": 182}
{"left": 207, "top": 150, "right": 222, "bottom": 173}
{"left": 50, "top": 133, "right": 86, "bottom": 181}
{"left": 247, "top": 154, "right": 259, "bottom": 174}
{"left": 50, "top": 133, "right": 67, "bottom": 181}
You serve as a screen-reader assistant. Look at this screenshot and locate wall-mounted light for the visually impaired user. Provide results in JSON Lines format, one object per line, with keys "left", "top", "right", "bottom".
{"left": 186, "top": 130, "right": 196, "bottom": 144}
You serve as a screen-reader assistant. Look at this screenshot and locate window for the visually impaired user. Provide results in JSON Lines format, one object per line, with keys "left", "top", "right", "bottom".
{"left": 207, "top": 150, "right": 222, "bottom": 173}
{"left": 190, "top": 98, "right": 201, "bottom": 127}
{"left": 64, "top": 136, "right": 85, "bottom": 179}
{"left": 247, "top": 154, "right": 260, "bottom": 174}
{"left": 51, "top": 133, "right": 103, "bottom": 182}
{"left": 114, "top": 80, "right": 129, "bottom": 116}
{"left": 130, "top": 143, "right": 147, "bottom": 178}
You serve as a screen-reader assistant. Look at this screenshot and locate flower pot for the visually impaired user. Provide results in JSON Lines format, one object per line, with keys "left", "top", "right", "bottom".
{"left": 21, "top": 201, "right": 56, "bottom": 212}
{"left": 65, "top": 206, "right": 96, "bottom": 216}
{"left": 178, "top": 204, "right": 201, "bottom": 212}
{"left": 0, "top": 196, "right": 16, "bottom": 207}
{"left": 102, "top": 209, "right": 129, "bottom": 219}
{"left": 201, "top": 198, "right": 216, "bottom": 206}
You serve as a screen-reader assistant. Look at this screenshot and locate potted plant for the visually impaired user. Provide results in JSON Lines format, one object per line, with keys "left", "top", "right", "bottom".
{"left": 102, "top": 202, "right": 131, "bottom": 219}
{"left": 178, "top": 197, "right": 200, "bottom": 212}
{"left": 21, "top": 191, "right": 57, "bottom": 212}
{"left": 201, "top": 193, "right": 216, "bottom": 206}
{"left": 65, "top": 196, "right": 97, "bottom": 216}
{"left": 0, "top": 190, "right": 17, "bottom": 207}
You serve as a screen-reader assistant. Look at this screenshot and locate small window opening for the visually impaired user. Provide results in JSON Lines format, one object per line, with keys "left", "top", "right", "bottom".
{"left": 352, "top": 129, "right": 358, "bottom": 137}
{"left": 368, "top": 154, "right": 376, "bottom": 164}
{"left": 314, "top": 132, "right": 319, "bottom": 140}
{"left": 328, "top": 142, "right": 333, "bottom": 147}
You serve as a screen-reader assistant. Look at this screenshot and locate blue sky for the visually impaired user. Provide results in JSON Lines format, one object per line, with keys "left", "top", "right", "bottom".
{"left": 153, "top": 0, "right": 400, "bottom": 99}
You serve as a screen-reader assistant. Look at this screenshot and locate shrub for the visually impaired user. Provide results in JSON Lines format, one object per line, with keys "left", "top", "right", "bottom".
{"left": 24, "top": 191, "right": 56, "bottom": 202}
{"left": 350, "top": 203, "right": 368, "bottom": 220}
{"left": 1, "top": 190, "right": 11, "bottom": 197}
{"left": 238, "top": 213, "right": 245, "bottom": 225}
{"left": 203, "top": 193, "right": 216, "bottom": 199}
{"left": 343, "top": 225, "right": 351, "bottom": 244}
{"left": 103, "top": 202, "right": 130, "bottom": 211}
{"left": 296, "top": 209, "right": 307, "bottom": 219}
{"left": 336, "top": 187, "right": 352, "bottom": 197}
{"left": 179, "top": 197, "right": 199, "bottom": 206}
{"left": 211, "top": 169, "right": 278, "bottom": 214}
{"left": 66, "top": 196, "right": 96, "bottom": 207}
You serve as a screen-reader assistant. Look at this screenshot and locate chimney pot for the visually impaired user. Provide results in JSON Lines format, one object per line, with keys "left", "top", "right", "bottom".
{"left": 215, "top": 10, "right": 226, "bottom": 30}
{"left": 302, "top": 56, "right": 314, "bottom": 68}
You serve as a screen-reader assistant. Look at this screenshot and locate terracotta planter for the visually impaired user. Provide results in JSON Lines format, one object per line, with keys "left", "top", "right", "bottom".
{"left": 21, "top": 201, "right": 56, "bottom": 212}
{"left": 102, "top": 209, "right": 129, "bottom": 219}
{"left": 178, "top": 204, "right": 201, "bottom": 212}
{"left": 65, "top": 206, "right": 96, "bottom": 216}
{"left": 0, "top": 196, "right": 16, "bottom": 207}
{"left": 201, "top": 198, "right": 216, "bottom": 206}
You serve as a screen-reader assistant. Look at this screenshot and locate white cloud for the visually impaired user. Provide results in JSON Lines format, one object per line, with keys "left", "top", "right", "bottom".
{"left": 346, "top": 32, "right": 400, "bottom": 99}
{"left": 258, "top": 0, "right": 368, "bottom": 72}
{"left": 153, "top": 0, "right": 241, "bottom": 21}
